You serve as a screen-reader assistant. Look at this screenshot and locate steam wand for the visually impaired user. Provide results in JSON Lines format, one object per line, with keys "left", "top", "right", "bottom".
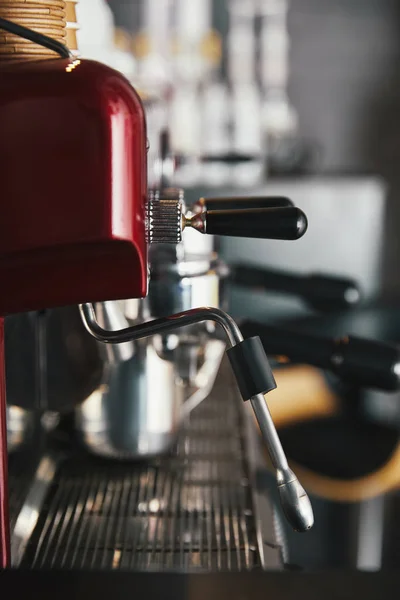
{"left": 79, "top": 302, "right": 314, "bottom": 532}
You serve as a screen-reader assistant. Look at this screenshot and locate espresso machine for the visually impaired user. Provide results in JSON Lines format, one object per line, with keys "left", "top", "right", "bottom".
{"left": 0, "top": 3, "right": 322, "bottom": 573}
{"left": 3, "top": 4, "right": 400, "bottom": 590}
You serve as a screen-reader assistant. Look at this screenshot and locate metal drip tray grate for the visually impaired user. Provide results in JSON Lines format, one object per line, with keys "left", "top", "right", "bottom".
{"left": 8, "top": 450, "right": 41, "bottom": 532}
{"left": 8, "top": 473, "right": 32, "bottom": 532}
{"left": 20, "top": 370, "right": 261, "bottom": 571}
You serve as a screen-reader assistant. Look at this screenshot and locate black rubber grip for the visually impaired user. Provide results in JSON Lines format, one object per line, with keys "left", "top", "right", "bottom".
{"left": 232, "top": 267, "right": 361, "bottom": 311}
{"left": 241, "top": 321, "right": 400, "bottom": 392}
{"left": 205, "top": 207, "right": 308, "bottom": 240}
{"left": 227, "top": 336, "right": 277, "bottom": 400}
{"left": 201, "top": 196, "right": 293, "bottom": 211}
{"left": 201, "top": 152, "right": 260, "bottom": 163}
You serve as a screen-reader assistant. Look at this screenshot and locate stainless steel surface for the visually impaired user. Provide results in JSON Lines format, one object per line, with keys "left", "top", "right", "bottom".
{"left": 8, "top": 452, "right": 40, "bottom": 535}
{"left": 78, "top": 302, "right": 313, "bottom": 532}
{"left": 16, "top": 363, "right": 281, "bottom": 571}
{"left": 79, "top": 303, "right": 244, "bottom": 347}
{"left": 77, "top": 281, "right": 226, "bottom": 458}
{"left": 94, "top": 302, "right": 134, "bottom": 363}
{"left": 180, "top": 340, "right": 226, "bottom": 418}
{"left": 148, "top": 255, "right": 226, "bottom": 318}
{"left": 76, "top": 339, "right": 182, "bottom": 459}
{"left": 250, "top": 395, "right": 289, "bottom": 472}
{"left": 250, "top": 395, "right": 313, "bottom": 532}
{"left": 76, "top": 337, "right": 225, "bottom": 459}
{"left": 11, "top": 456, "right": 57, "bottom": 567}
{"left": 275, "top": 469, "right": 314, "bottom": 533}
{"left": 242, "top": 403, "right": 285, "bottom": 570}
{"left": 7, "top": 406, "right": 32, "bottom": 453}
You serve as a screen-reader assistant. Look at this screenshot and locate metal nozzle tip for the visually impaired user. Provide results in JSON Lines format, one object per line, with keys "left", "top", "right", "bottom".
{"left": 277, "top": 468, "right": 314, "bottom": 532}
{"left": 295, "top": 209, "right": 308, "bottom": 239}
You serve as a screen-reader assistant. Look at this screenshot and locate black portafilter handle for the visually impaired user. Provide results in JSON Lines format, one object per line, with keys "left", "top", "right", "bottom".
{"left": 240, "top": 321, "right": 400, "bottom": 392}
{"left": 201, "top": 152, "right": 260, "bottom": 163}
{"left": 194, "top": 196, "right": 294, "bottom": 212}
{"left": 232, "top": 266, "right": 362, "bottom": 312}
{"left": 201, "top": 206, "right": 308, "bottom": 240}
{"left": 175, "top": 152, "right": 261, "bottom": 167}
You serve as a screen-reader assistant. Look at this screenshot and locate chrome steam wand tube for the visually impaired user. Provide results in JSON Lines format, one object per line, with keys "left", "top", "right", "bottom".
{"left": 79, "top": 302, "right": 314, "bottom": 532}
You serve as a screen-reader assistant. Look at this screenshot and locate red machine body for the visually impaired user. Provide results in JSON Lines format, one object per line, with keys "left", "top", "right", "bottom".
{"left": 0, "top": 319, "right": 8, "bottom": 568}
{"left": 0, "top": 57, "right": 149, "bottom": 567}
{"left": 0, "top": 57, "right": 148, "bottom": 315}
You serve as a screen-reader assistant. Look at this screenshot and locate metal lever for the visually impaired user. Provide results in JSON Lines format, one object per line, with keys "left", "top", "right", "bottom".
{"left": 184, "top": 207, "right": 308, "bottom": 240}
{"left": 147, "top": 191, "right": 307, "bottom": 244}
{"left": 79, "top": 302, "right": 314, "bottom": 532}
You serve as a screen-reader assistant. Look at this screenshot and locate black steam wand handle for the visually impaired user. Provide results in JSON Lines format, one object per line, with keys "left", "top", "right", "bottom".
{"left": 186, "top": 206, "right": 308, "bottom": 240}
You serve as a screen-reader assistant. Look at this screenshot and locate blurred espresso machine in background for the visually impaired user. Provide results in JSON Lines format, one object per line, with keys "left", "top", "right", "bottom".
{"left": 2, "top": 0, "right": 400, "bottom": 591}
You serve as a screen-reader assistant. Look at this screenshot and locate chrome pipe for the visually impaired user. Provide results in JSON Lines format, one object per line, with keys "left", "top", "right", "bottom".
{"left": 79, "top": 303, "right": 243, "bottom": 348}
{"left": 79, "top": 301, "right": 314, "bottom": 532}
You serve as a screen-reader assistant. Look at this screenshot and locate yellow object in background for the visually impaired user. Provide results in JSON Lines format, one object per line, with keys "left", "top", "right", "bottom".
{"left": 268, "top": 365, "right": 338, "bottom": 428}
{"left": 199, "top": 29, "right": 222, "bottom": 66}
{"left": 65, "top": 0, "right": 78, "bottom": 53}
{"left": 132, "top": 30, "right": 151, "bottom": 60}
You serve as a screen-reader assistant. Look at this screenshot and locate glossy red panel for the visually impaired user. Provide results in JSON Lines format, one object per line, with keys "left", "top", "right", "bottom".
{"left": 0, "top": 320, "right": 10, "bottom": 568}
{"left": 0, "top": 58, "right": 148, "bottom": 315}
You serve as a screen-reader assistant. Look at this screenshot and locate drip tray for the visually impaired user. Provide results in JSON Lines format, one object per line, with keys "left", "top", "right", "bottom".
{"left": 11, "top": 363, "right": 282, "bottom": 571}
